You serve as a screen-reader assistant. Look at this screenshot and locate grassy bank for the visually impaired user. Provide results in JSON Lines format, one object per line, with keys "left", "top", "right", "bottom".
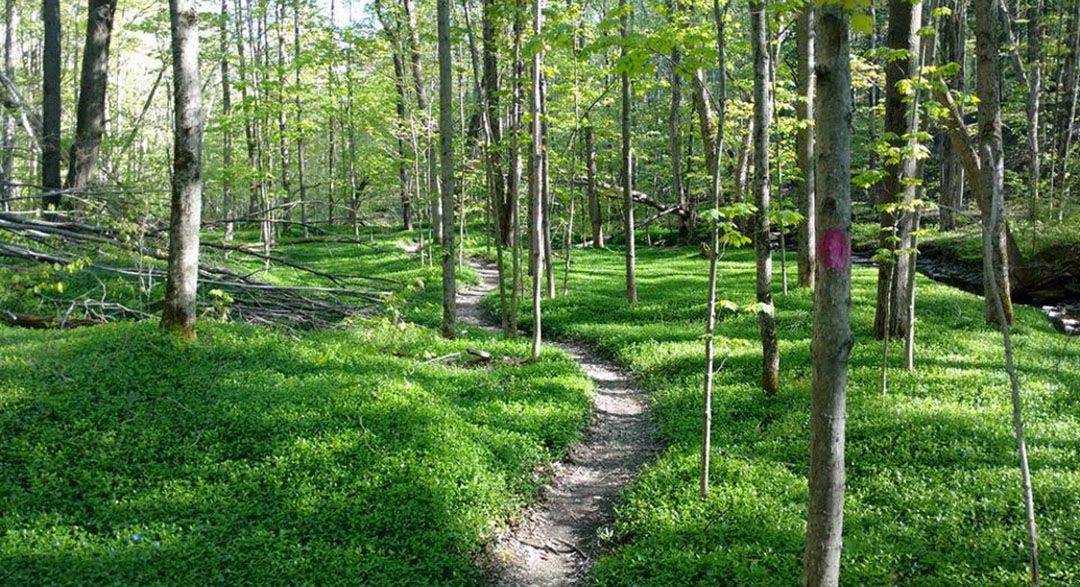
{"left": 0, "top": 233, "right": 590, "bottom": 585}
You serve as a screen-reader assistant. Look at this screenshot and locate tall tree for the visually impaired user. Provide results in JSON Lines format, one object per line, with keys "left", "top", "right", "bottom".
{"left": 41, "top": 0, "right": 62, "bottom": 211}
{"left": 65, "top": 0, "right": 119, "bottom": 192}
{"left": 293, "top": 1, "right": 309, "bottom": 236}
{"left": 0, "top": 0, "right": 15, "bottom": 209}
{"left": 751, "top": 0, "right": 778, "bottom": 395}
{"left": 529, "top": 0, "right": 544, "bottom": 357}
{"left": 438, "top": 0, "right": 456, "bottom": 338}
{"left": 620, "top": 0, "right": 637, "bottom": 304}
{"left": 220, "top": 0, "right": 234, "bottom": 243}
{"left": 938, "top": 0, "right": 966, "bottom": 231}
{"left": 874, "top": 0, "right": 921, "bottom": 339}
{"left": 161, "top": 0, "right": 204, "bottom": 340}
{"left": 936, "top": 0, "right": 1015, "bottom": 325}
{"left": 803, "top": 2, "right": 852, "bottom": 584}
{"left": 796, "top": 0, "right": 815, "bottom": 289}
{"left": 701, "top": 0, "right": 727, "bottom": 498}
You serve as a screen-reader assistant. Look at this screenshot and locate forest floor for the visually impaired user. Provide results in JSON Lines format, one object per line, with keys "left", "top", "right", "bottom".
{"left": 455, "top": 258, "right": 658, "bottom": 586}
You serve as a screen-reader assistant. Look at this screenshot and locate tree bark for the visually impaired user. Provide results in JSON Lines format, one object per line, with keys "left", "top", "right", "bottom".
{"left": 1, "top": 0, "right": 16, "bottom": 209}
{"left": 700, "top": 0, "right": 727, "bottom": 498}
{"left": 293, "top": 2, "right": 309, "bottom": 237}
{"left": 438, "top": 0, "right": 456, "bottom": 338}
{"left": 41, "top": 0, "right": 62, "bottom": 211}
{"left": 529, "top": 0, "right": 544, "bottom": 357}
{"left": 669, "top": 0, "right": 690, "bottom": 244}
{"left": 220, "top": 0, "right": 234, "bottom": 243}
{"left": 621, "top": 0, "right": 637, "bottom": 304}
{"left": 938, "top": 0, "right": 966, "bottom": 231}
{"left": 161, "top": 0, "right": 204, "bottom": 340}
{"left": 803, "top": 4, "right": 852, "bottom": 584}
{"left": 65, "top": 0, "right": 118, "bottom": 193}
{"left": 796, "top": 0, "right": 815, "bottom": 289}
{"left": 751, "top": 0, "right": 778, "bottom": 395}
{"left": 874, "top": 0, "right": 921, "bottom": 339}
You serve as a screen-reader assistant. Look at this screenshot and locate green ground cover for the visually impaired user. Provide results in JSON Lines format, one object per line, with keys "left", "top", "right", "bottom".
{"left": 0, "top": 232, "right": 590, "bottom": 585}
{"left": 511, "top": 245, "right": 1080, "bottom": 585}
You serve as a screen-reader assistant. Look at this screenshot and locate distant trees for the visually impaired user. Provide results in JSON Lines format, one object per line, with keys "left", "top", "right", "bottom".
{"left": 160, "top": 0, "right": 204, "bottom": 339}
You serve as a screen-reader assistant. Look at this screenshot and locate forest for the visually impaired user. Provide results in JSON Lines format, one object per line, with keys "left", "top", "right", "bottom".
{"left": 0, "top": 0, "right": 1078, "bottom": 584}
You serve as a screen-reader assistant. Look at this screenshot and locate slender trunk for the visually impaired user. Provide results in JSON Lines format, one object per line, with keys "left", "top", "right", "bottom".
{"left": 974, "top": 0, "right": 1013, "bottom": 325}
{"left": 541, "top": 67, "right": 554, "bottom": 299}
{"left": 669, "top": 0, "right": 689, "bottom": 244}
{"left": 293, "top": 3, "right": 308, "bottom": 237}
{"left": 621, "top": 0, "right": 637, "bottom": 304}
{"left": 508, "top": 0, "right": 524, "bottom": 334}
{"left": 41, "top": 0, "right": 62, "bottom": 211}
{"left": 275, "top": 0, "right": 291, "bottom": 234}
{"left": 438, "top": 0, "right": 456, "bottom": 338}
{"left": 701, "top": 0, "right": 726, "bottom": 498}
{"left": 220, "top": 0, "right": 234, "bottom": 243}
{"left": 481, "top": 0, "right": 510, "bottom": 332}
{"left": 1, "top": 0, "right": 16, "bottom": 209}
{"left": 803, "top": 4, "right": 852, "bottom": 584}
{"left": 528, "top": 0, "right": 543, "bottom": 356}
{"left": 326, "top": 0, "right": 337, "bottom": 225}
{"left": 751, "top": 0, "right": 778, "bottom": 395}
{"left": 161, "top": 0, "right": 204, "bottom": 340}
{"left": 796, "top": 0, "right": 815, "bottom": 288}
{"left": 586, "top": 125, "right": 603, "bottom": 247}
{"left": 983, "top": 117, "right": 1040, "bottom": 586}
{"left": 403, "top": 0, "right": 442, "bottom": 242}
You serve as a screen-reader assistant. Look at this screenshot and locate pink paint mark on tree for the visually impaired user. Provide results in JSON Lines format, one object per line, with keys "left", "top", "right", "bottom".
{"left": 818, "top": 228, "right": 850, "bottom": 271}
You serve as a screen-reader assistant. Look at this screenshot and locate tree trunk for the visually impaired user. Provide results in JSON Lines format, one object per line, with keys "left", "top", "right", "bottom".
{"left": 529, "top": 0, "right": 544, "bottom": 357}
{"left": 403, "top": 0, "right": 442, "bottom": 243}
{"left": 700, "top": 0, "right": 727, "bottom": 498}
{"left": 220, "top": 0, "right": 233, "bottom": 243}
{"left": 796, "top": 0, "right": 815, "bottom": 289}
{"left": 41, "top": 0, "right": 62, "bottom": 211}
{"left": 751, "top": 0, "right": 778, "bottom": 396}
{"left": 65, "top": 0, "right": 118, "bottom": 193}
{"left": 327, "top": 0, "right": 337, "bottom": 225}
{"left": 508, "top": 0, "right": 524, "bottom": 334}
{"left": 974, "top": 0, "right": 1013, "bottom": 325}
{"left": 802, "top": 4, "right": 852, "bottom": 584}
{"left": 161, "top": 0, "right": 204, "bottom": 340}
{"left": 293, "top": 2, "right": 308, "bottom": 237}
{"left": 938, "top": 0, "right": 966, "bottom": 231}
{"left": 275, "top": 0, "right": 291, "bottom": 234}
{"left": 1, "top": 0, "right": 16, "bottom": 209}
{"left": 585, "top": 125, "right": 603, "bottom": 247}
{"left": 621, "top": 0, "right": 637, "bottom": 305}
{"left": 669, "top": 0, "right": 690, "bottom": 244}
{"left": 437, "top": 0, "right": 456, "bottom": 338}
{"left": 874, "top": 0, "right": 921, "bottom": 339}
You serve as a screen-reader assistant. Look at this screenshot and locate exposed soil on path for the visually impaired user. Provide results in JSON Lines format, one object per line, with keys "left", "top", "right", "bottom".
{"left": 456, "top": 258, "right": 658, "bottom": 586}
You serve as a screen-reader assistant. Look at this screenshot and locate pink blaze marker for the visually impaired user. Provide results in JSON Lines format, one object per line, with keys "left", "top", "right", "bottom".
{"left": 818, "top": 228, "right": 850, "bottom": 271}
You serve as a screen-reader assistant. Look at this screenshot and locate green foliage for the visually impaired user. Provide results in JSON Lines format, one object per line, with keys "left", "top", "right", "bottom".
{"left": 0, "top": 235, "right": 592, "bottom": 585}
{"left": 511, "top": 246, "right": 1080, "bottom": 585}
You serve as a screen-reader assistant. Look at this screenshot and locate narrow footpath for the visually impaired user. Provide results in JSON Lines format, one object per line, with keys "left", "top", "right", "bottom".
{"left": 456, "top": 258, "right": 658, "bottom": 586}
